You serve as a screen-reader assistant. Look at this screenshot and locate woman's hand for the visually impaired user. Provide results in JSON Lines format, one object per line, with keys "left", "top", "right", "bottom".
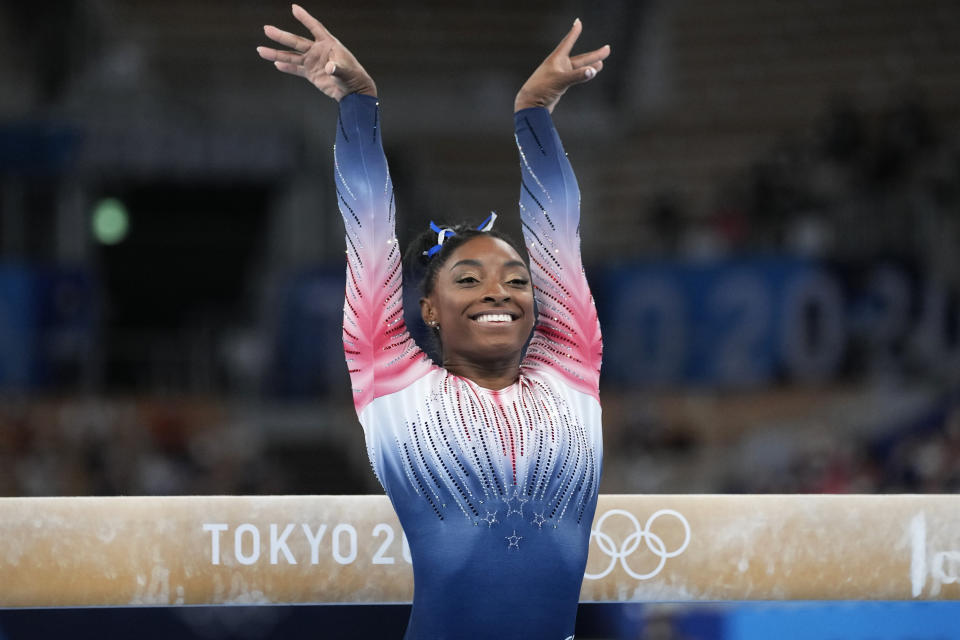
{"left": 257, "top": 4, "right": 376, "bottom": 101}
{"left": 515, "top": 19, "right": 610, "bottom": 114}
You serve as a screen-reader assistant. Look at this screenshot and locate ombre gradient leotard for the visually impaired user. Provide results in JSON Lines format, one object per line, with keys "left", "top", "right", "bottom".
{"left": 336, "top": 93, "right": 602, "bottom": 640}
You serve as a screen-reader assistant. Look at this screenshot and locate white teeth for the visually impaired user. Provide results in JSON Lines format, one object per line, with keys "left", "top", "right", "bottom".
{"left": 474, "top": 313, "right": 513, "bottom": 323}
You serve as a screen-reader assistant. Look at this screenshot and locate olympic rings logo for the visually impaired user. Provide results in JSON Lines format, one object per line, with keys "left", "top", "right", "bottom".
{"left": 584, "top": 508, "right": 691, "bottom": 581}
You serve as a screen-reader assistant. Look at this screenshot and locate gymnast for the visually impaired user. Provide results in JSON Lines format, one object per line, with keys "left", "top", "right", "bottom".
{"left": 258, "top": 6, "right": 609, "bottom": 637}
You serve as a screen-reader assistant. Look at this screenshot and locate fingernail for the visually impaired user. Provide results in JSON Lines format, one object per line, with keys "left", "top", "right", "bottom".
{"left": 585, "top": 67, "right": 596, "bottom": 79}
{"left": 574, "top": 17, "right": 581, "bottom": 25}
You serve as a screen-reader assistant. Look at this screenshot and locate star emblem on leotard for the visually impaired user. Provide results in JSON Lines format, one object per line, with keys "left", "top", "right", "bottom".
{"left": 505, "top": 530, "right": 522, "bottom": 550}
{"left": 531, "top": 511, "right": 547, "bottom": 529}
{"left": 504, "top": 488, "right": 528, "bottom": 518}
{"left": 482, "top": 510, "right": 498, "bottom": 527}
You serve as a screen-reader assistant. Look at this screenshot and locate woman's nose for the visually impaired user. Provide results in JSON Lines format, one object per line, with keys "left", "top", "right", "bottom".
{"left": 482, "top": 282, "right": 510, "bottom": 302}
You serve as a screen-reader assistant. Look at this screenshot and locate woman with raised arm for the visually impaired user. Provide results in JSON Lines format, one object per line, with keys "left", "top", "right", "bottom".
{"left": 259, "top": 6, "right": 609, "bottom": 638}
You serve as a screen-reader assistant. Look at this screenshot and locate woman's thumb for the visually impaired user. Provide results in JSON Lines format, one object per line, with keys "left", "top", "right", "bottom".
{"left": 327, "top": 60, "right": 362, "bottom": 85}
{"left": 575, "top": 65, "right": 599, "bottom": 84}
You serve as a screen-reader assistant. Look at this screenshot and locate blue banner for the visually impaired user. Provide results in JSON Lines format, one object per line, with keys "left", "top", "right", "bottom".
{"left": 597, "top": 258, "right": 846, "bottom": 387}
{"left": 0, "top": 265, "right": 37, "bottom": 389}
{"left": 270, "top": 268, "right": 348, "bottom": 397}
{"left": 0, "top": 265, "right": 97, "bottom": 390}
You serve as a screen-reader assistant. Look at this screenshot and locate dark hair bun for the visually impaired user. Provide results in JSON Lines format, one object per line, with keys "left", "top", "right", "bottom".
{"left": 404, "top": 226, "right": 445, "bottom": 269}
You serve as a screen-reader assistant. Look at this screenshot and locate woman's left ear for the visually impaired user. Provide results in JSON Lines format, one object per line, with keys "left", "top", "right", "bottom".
{"left": 419, "top": 297, "right": 436, "bottom": 327}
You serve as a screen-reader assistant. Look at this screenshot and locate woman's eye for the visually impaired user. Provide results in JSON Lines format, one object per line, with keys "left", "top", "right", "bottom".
{"left": 457, "top": 276, "right": 478, "bottom": 284}
{"left": 509, "top": 279, "right": 529, "bottom": 286}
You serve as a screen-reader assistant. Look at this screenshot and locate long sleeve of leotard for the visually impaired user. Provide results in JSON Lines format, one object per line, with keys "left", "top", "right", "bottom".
{"left": 514, "top": 107, "right": 603, "bottom": 400}
{"left": 336, "top": 93, "right": 434, "bottom": 414}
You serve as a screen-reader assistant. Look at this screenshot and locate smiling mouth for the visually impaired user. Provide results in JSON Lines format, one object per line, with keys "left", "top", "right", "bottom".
{"left": 471, "top": 312, "right": 517, "bottom": 324}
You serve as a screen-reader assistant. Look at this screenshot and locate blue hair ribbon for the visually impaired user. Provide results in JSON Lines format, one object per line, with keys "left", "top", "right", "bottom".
{"left": 426, "top": 222, "right": 456, "bottom": 257}
{"left": 423, "top": 212, "right": 498, "bottom": 258}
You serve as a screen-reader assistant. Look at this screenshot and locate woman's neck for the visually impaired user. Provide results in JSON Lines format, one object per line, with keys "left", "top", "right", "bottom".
{"left": 442, "top": 357, "right": 520, "bottom": 391}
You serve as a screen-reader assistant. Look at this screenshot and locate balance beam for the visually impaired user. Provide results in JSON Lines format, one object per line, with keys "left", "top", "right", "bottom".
{"left": 0, "top": 495, "right": 957, "bottom": 606}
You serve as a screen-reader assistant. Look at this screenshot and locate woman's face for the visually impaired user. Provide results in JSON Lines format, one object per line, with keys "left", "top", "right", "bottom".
{"left": 420, "top": 235, "right": 536, "bottom": 367}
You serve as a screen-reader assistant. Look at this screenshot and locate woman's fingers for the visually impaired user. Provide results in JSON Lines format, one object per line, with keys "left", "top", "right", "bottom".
{"left": 291, "top": 4, "right": 333, "bottom": 43}
{"left": 256, "top": 46, "right": 303, "bottom": 65}
{"left": 550, "top": 18, "right": 583, "bottom": 60}
{"left": 263, "top": 25, "right": 312, "bottom": 53}
{"left": 570, "top": 44, "right": 611, "bottom": 70}
{"left": 581, "top": 59, "right": 603, "bottom": 80}
{"left": 558, "top": 58, "right": 603, "bottom": 87}
{"left": 272, "top": 60, "right": 306, "bottom": 78}
{"left": 259, "top": 8, "right": 374, "bottom": 100}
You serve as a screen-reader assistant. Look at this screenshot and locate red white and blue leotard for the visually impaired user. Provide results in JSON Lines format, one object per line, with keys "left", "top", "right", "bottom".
{"left": 336, "top": 93, "right": 602, "bottom": 640}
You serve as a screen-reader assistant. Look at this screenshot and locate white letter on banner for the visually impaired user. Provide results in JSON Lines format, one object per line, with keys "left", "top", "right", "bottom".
{"left": 235, "top": 523, "right": 261, "bottom": 565}
{"left": 270, "top": 523, "right": 297, "bottom": 565}
{"left": 372, "top": 523, "right": 396, "bottom": 565}
{"left": 203, "top": 523, "right": 229, "bottom": 565}
{"left": 302, "top": 524, "right": 328, "bottom": 565}
{"left": 332, "top": 524, "right": 357, "bottom": 565}
{"left": 910, "top": 512, "right": 926, "bottom": 598}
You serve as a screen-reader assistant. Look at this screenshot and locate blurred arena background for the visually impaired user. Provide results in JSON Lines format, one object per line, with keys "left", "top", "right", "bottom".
{"left": 1, "top": 0, "right": 959, "bottom": 638}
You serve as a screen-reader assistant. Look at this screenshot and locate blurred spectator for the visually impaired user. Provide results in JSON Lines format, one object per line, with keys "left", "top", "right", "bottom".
{"left": 0, "top": 397, "right": 300, "bottom": 497}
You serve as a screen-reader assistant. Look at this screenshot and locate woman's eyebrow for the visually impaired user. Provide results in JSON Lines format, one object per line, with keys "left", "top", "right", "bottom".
{"left": 449, "top": 258, "right": 528, "bottom": 271}
{"left": 449, "top": 259, "right": 483, "bottom": 270}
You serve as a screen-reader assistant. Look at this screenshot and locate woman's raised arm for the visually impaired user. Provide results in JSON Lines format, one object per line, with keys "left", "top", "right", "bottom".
{"left": 515, "top": 20, "right": 608, "bottom": 399}
{"left": 258, "top": 7, "right": 433, "bottom": 415}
